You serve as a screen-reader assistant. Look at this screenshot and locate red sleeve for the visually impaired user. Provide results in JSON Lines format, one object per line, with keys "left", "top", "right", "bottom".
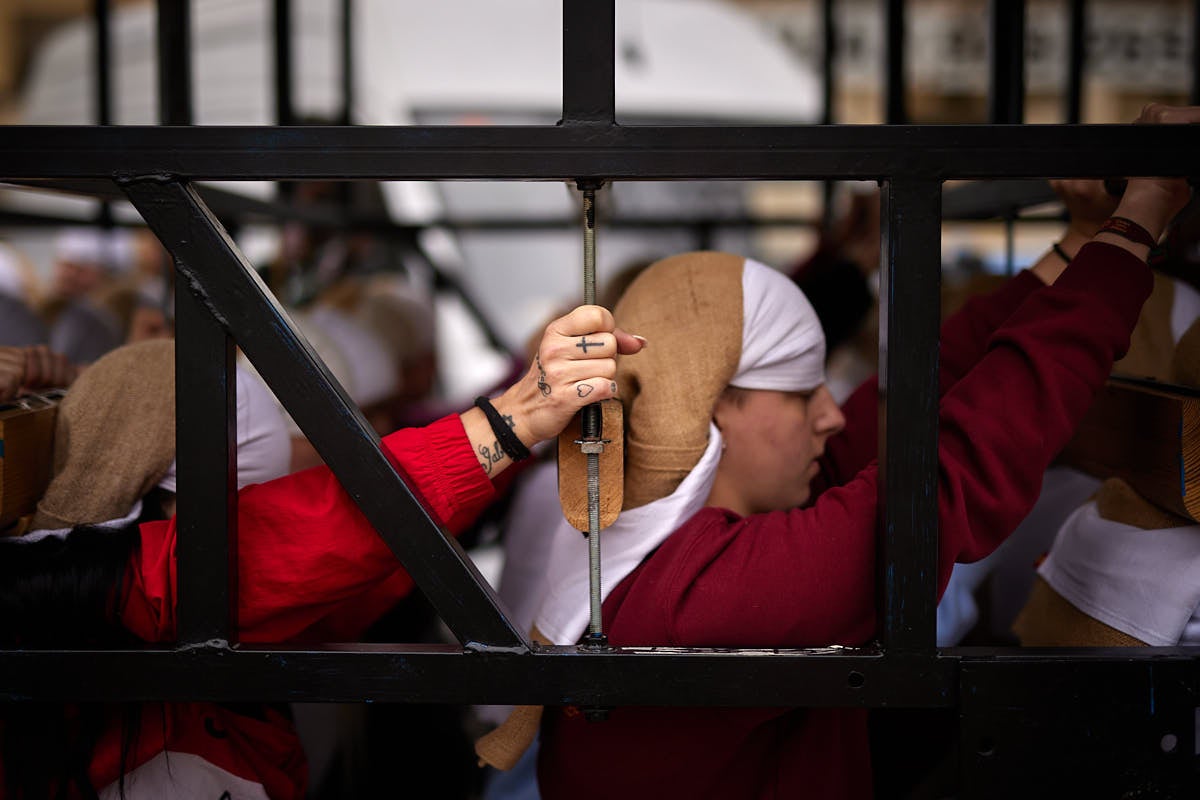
{"left": 120, "top": 413, "right": 496, "bottom": 644}
{"left": 815, "top": 269, "right": 1043, "bottom": 490}
{"left": 611, "top": 243, "right": 1150, "bottom": 649}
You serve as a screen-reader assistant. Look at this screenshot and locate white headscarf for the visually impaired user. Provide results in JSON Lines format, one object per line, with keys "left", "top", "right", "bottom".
{"left": 535, "top": 257, "right": 826, "bottom": 645}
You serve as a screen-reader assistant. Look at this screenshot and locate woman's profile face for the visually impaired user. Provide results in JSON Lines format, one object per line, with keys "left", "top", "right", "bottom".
{"left": 712, "top": 385, "right": 845, "bottom": 516}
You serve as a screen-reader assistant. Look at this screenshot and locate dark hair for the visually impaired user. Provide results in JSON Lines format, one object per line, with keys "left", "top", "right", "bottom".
{"left": 0, "top": 510, "right": 157, "bottom": 799}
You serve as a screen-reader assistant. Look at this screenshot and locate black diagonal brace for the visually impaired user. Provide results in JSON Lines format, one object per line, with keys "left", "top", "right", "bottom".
{"left": 121, "top": 177, "right": 529, "bottom": 652}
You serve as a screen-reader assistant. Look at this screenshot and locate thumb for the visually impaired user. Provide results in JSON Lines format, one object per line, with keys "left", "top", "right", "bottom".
{"left": 614, "top": 329, "right": 647, "bottom": 355}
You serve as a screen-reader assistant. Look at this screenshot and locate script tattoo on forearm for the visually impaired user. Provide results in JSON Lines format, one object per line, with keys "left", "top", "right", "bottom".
{"left": 477, "top": 441, "right": 504, "bottom": 475}
{"left": 536, "top": 354, "right": 551, "bottom": 396}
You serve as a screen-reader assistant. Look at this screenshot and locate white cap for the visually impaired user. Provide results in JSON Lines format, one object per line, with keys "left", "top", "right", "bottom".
{"left": 306, "top": 305, "right": 399, "bottom": 408}
{"left": 157, "top": 364, "right": 292, "bottom": 493}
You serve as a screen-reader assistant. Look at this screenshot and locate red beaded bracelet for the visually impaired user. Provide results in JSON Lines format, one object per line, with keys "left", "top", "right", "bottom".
{"left": 1098, "top": 216, "right": 1157, "bottom": 248}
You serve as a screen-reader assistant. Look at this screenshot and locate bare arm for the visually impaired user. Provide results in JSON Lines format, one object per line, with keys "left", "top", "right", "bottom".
{"left": 459, "top": 304, "right": 645, "bottom": 478}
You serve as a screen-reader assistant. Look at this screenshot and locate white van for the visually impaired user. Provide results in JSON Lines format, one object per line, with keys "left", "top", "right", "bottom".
{"left": 9, "top": 0, "right": 821, "bottom": 397}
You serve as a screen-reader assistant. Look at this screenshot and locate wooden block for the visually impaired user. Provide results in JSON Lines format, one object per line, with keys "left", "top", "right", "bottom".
{"left": 557, "top": 400, "right": 623, "bottom": 532}
{"left": 0, "top": 392, "right": 61, "bottom": 531}
{"left": 1059, "top": 381, "right": 1200, "bottom": 522}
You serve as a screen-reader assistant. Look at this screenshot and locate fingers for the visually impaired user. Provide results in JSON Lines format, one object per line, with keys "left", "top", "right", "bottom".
{"left": 614, "top": 329, "right": 647, "bottom": 355}
{"left": 543, "top": 331, "right": 619, "bottom": 361}
{"left": 569, "top": 378, "right": 620, "bottom": 404}
{"left": 549, "top": 305, "right": 614, "bottom": 339}
{"left": 1136, "top": 103, "right": 1200, "bottom": 125}
{"left": 0, "top": 347, "right": 23, "bottom": 402}
{"left": 543, "top": 307, "right": 647, "bottom": 358}
{"left": 19, "top": 346, "right": 75, "bottom": 390}
{"left": 23, "top": 346, "right": 47, "bottom": 387}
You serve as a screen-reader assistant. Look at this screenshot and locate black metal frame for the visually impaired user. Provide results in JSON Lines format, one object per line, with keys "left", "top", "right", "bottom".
{"left": 4, "top": 0, "right": 1200, "bottom": 791}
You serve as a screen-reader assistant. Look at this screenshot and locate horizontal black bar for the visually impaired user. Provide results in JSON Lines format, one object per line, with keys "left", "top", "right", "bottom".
{"left": 1, "top": 125, "right": 1199, "bottom": 181}
{"left": 0, "top": 645, "right": 954, "bottom": 707}
{"left": 4, "top": 646, "right": 1198, "bottom": 706}
{"left": 959, "top": 652, "right": 1200, "bottom": 796}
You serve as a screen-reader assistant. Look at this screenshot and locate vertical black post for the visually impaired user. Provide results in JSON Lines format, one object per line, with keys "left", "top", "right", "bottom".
{"left": 822, "top": 0, "right": 836, "bottom": 126}
{"left": 1192, "top": 0, "right": 1200, "bottom": 104}
{"left": 94, "top": 0, "right": 115, "bottom": 228}
{"left": 989, "top": 0, "right": 1026, "bottom": 123}
{"left": 173, "top": 241, "right": 238, "bottom": 646}
{"left": 884, "top": 0, "right": 906, "bottom": 123}
{"left": 822, "top": 0, "right": 837, "bottom": 225}
{"left": 562, "top": 0, "right": 615, "bottom": 125}
{"left": 274, "top": 0, "right": 295, "bottom": 126}
{"left": 156, "top": 0, "right": 192, "bottom": 125}
{"left": 1065, "top": 0, "right": 1085, "bottom": 123}
{"left": 340, "top": 0, "right": 354, "bottom": 126}
{"left": 94, "top": 0, "right": 112, "bottom": 126}
{"left": 877, "top": 180, "right": 940, "bottom": 652}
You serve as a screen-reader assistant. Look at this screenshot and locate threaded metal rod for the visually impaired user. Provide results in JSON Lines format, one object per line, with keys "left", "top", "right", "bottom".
{"left": 580, "top": 186, "right": 604, "bottom": 640}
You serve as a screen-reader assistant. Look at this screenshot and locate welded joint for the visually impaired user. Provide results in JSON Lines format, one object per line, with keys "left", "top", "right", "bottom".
{"left": 114, "top": 172, "right": 180, "bottom": 186}
{"left": 177, "top": 638, "right": 233, "bottom": 653}
{"left": 463, "top": 641, "right": 532, "bottom": 656}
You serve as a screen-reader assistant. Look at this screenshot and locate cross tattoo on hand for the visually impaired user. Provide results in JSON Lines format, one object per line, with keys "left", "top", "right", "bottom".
{"left": 576, "top": 336, "right": 601, "bottom": 354}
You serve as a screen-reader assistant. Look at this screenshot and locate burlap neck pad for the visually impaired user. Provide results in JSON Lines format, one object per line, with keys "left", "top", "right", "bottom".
{"left": 1113, "top": 271, "right": 1176, "bottom": 380}
{"left": 31, "top": 340, "right": 176, "bottom": 532}
{"left": 1013, "top": 576, "right": 1146, "bottom": 647}
{"left": 614, "top": 252, "right": 744, "bottom": 510}
{"left": 1095, "top": 477, "right": 1194, "bottom": 530}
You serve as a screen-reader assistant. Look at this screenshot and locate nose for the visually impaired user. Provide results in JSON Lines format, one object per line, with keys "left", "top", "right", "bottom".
{"left": 811, "top": 386, "right": 846, "bottom": 438}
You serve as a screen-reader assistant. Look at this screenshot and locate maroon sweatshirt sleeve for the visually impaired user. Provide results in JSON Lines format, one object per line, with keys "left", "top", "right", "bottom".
{"left": 816, "top": 269, "right": 1044, "bottom": 490}
{"left": 610, "top": 243, "right": 1150, "bottom": 649}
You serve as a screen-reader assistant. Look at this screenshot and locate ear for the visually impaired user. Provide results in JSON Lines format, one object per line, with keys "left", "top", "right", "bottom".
{"left": 711, "top": 391, "right": 734, "bottom": 432}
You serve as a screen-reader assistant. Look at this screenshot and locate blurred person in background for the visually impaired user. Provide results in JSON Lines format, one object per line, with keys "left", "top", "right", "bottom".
{"left": 0, "top": 241, "right": 50, "bottom": 347}
{"left": 40, "top": 227, "right": 128, "bottom": 363}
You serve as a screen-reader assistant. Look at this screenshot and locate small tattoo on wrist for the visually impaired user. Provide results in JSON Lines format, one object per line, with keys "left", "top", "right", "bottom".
{"left": 502, "top": 414, "right": 515, "bottom": 429}
{"left": 477, "top": 441, "right": 504, "bottom": 475}
{"left": 536, "top": 354, "right": 551, "bottom": 397}
{"left": 577, "top": 383, "right": 594, "bottom": 398}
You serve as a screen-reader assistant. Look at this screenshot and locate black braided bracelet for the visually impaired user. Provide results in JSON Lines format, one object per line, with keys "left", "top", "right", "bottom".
{"left": 1052, "top": 242, "right": 1072, "bottom": 265}
{"left": 474, "top": 396, "right": 531, "bottom": 462}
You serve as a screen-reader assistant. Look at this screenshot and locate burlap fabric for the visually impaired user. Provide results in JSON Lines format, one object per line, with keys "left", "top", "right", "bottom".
{"left": 614, "top": 251, "right": 745, "bottom": 510}
{"left": 1012, "top": 576, "right": 1145, "bottom": 647}
{"left": 30, "top": 340, "right": 175, "bottom": 531}
{"left": 1113, "top": 271, "right": 1177, "bottom": 380}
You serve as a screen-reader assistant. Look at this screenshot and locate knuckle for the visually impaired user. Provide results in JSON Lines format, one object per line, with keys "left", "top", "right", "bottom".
{"left": 593, "top": 357, "right": 617, "bottom": 377}
{"left": 581, "top": 305, "right": 607, "bottom": 332}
